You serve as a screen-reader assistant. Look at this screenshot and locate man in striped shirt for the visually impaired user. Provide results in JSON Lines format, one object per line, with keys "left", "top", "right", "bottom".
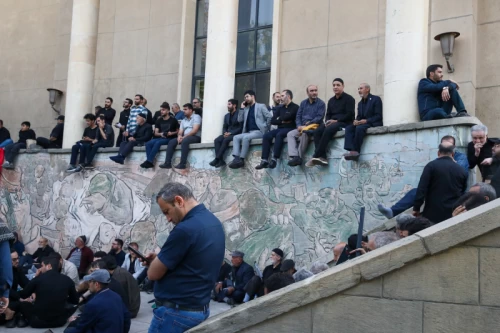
{"left": 122, "top": 94, "right": 146, "bottom": 141}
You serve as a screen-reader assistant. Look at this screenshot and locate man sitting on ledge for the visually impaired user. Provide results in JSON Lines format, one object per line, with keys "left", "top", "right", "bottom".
{"left": 110, "top": 113, "right": 152, "bottom": 165}
{"left": 2, "top": 121, "right": 36, "bottom": 170}
{"left": 343, "top": 83, "right": 382, "bottom": 161}
{"left": 36, "top": 115, "right": 65, "bottom": 149}
{"left": 417, "top": 64, "right": 469, "bottom": 121}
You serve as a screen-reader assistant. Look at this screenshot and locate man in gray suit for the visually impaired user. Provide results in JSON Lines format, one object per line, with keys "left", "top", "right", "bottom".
{"left": 229, "top": 90, "right": 272, "bottom": 169}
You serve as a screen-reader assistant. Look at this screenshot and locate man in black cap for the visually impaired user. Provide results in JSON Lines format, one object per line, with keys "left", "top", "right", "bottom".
{"left": 281, "top": 259, "right": 297, "bottom": 276}
{"left": 214, "top": 250, "right": 254, "bottom": 305}
{"left": 36, "top": 115, "right": 65, "bottom": 149}
{"left": 242, "top": 248, "right": 283, "bottom": 302}
{"left": 66, "top": 236, "right": 94, "bottom": 279}
{"left": 110, "top": 112, "right": 153, "bottom": 164}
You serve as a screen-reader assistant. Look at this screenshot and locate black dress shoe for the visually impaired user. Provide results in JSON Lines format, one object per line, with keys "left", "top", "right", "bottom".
{"left": 159, "top": 163, "right": 172, "bottom": 169}
{"left": 209, "top": 158, "right": 219, "bottom": 167}
{"left": 16, "top": 315, "right": 28, "bottom": 328}
{"left": 269, "top": 159, "right": 277, "bottom": 169}
{"left": 174, "top": 163, "right": 186, "bottom": 170}
{"left": 215, "top": 160, "right": 226, "bottom": 168}
{"left": 255, "top": 161, "right": 269, "bottom": 170}
{"left": 141, "top": 161, "right": 154, "bottom": 169}
{"left": 229, "top": 159, "right": 245, "bottom": 169}
{"left": 288, "top": 156, "right": 302, "bottom": 166}
{"left": 455, "top": 111, "right": 470, "bottom": 117}
{"left": 5, "top": 318, "right": 16, "bottom": 328}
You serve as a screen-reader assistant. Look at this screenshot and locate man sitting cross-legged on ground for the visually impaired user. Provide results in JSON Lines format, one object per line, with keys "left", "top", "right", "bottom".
{"left": 18, "top": 256, "right": 79, "bottom": 329}
{"left": 209, "top": 99, "right": 243, "bottom": 168}
{"left": 264, "top": 273, "right": 295, "bottom": 295}
{"left": 2, "top": 121, "right": 36, "bottom": 170}
{"left": 229, "top": 90, "right": 272, "bottom": 169}
{"left": 213, "top": 251, "right": 254, "bottom": 305}
{"left": 160, "top": 103, "right": 202, "bottom": 170}
{"left": 64, "top": 269, "right": 131, "bottom": 333}
{"left": 110, "top": 112, "right": 152, "bottom": 165}
{"left": 342, "top": 83, "right": 383, "bottom": 161}
{"left": 305, "top": 79, "right": 354, "bottom": 167}
{"left": 66, "top": 114, "right": 99, "bottom": 173}
{"left": 256, "top": 90, "right": 299, "bottom": 170}
{"left": 417, "top": 64, "right": 469, "bottom": 121}
{"left": 141, "top": 102, "right": 179, "bottom": 168}
{"left": 242, "top": 248, "right": 284, "bottom": 302}
{"left": 287, "top": 85, "right": 326, "bottom": 167}
{"left": 378, "top": 135, "right": 469, "bottom": 219}
{"left": 36, "top": 115, "right": 65, "bottom": 149}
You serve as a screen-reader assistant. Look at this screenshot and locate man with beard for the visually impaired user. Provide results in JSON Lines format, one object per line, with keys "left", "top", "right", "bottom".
{"left": 121, "top": 95, "right": 146, "bottom": 144}
{"left": 242, "top": 248, "right": 283, "bottom": 302}
{"left": 108, "top": 239, "right": 125, "bottom": 267}
{"left": 116, "top": 98, "right": 132, "bottom": 146}
{"left": 96, "top": 97, "right": 116, "bottom": 126}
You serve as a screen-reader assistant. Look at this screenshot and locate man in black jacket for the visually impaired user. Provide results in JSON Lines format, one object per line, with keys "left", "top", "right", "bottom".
{"left": 110, "top": 113, "right": 153, "bottom": 164}
{"left": 96, "top": 97, "right": 116, "bottom": 126}
{"left": 467, "top": 124, "right": 496, "bottom": 181}
{"left": 36, "top": 115, "right": 65, "bottom": 149}
{"left": 2, "top": 121, "right": 36, "bottom": 170}
{"left": 214, "top": 251, "right": 254, "bottom": 305}
{"left": 31, "top": 237, "right": 54, "bottom": 263}
{"left": 210, "top": 99, "right": 243, "bottom": 168}
{"left": 115, "top": 98, "right": 132, "bottom": 147}
{"left": 306, "top": 78, "right": 355, "bottom": 167}
{"left": 413, "top": 142, "right": 468, "bottom": 223}
{"left": 2, "top": 249, "right": 30, "bottom": 328}
{"left": 0, "top": 120, "right": 12, "bottom": 148}
{"left": 343, "top": 83, "right": 383, "bottom": 161}
{"left": 80, "top": 115, "right": 115, "bottom": 170}
{"left": 242, "top": 248, "right": 283, "bottom": 302}
{"left": 256, "top": 90, "right": 299, "bottom": 169}
{"left": 18, "top": 256, "right": 79, "bottom": 328}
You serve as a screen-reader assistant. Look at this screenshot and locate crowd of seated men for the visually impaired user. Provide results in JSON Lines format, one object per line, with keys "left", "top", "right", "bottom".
{"left": 0, "top": 63, "right": 475, "bottom": 172}
{"left": 0, "top": 232, "right": 146, "bottom": 331}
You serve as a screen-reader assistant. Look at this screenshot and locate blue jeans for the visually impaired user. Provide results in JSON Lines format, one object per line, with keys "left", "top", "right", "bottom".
{"left": 0, "top": 139, "right": 13, "bottom": 149}
{"left": 391, "top": 188, "right": 417, "bottom": 216}
{"left": 148, "top": 306, "right": 209, "bottom": 333}
{"left": 421, "top": 88, "right": 466, "bottom": 121}
{"left": 145, "top": 138, "right": 172, "bottom": 163}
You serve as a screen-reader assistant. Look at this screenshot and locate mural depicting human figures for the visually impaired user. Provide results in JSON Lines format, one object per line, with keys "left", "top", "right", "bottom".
{"left": 0, "top": 126, "right": 470, "bottom": 269}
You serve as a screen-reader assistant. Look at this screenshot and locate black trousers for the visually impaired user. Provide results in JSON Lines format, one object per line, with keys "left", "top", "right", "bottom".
{"left": 116, "top": 131, "right": 126, "bottom": 147}
{"left": 343, "top": 124, "right": 371, "bottom": 152}
{"left": 86, "top": 141, "right": 111, "bottom": 164}
{"left": 19, "top": 302, "right": 70, "bottom": 328}
{"left": 164, "top": 136, "right": 201, "bottom": 165}
{"left": 36, "top": 137, "right": 61, "bottom": 149}
{"left": 312, "top": 122, "right": 346, "bottom": 158}
{"left": 214, "top": 135, "right": 234, "bottom": 160}
{"left": 4, "top": 143, "right": 26, "bottom": 163}
{"left": 244, "top": 275, "right": 264, "bottom": 298}
{"left": 119, "top": 141, "right": 141, "bottom": 157}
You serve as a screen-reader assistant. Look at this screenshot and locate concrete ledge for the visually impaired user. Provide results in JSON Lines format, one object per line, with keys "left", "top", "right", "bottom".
{"left": 18, "top": 117, "right": 481, "bottom": 155}
{"left": 189, "top": 198, "right": 500, "bottom": 333}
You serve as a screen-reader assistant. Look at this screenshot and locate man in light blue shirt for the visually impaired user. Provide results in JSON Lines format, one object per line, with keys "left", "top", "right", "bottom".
{"left": 160, "top": 103, "right": 202, "bottom": 170}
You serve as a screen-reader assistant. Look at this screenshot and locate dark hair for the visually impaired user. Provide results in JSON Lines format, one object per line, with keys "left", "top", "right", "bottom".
{"left": 42, "top": 256, "right": 60, "bottom": 270}
{"left": 21, "top": 121, "right": 30, "bottom": 128}
{"left": 135, "top": 94, "right": 144, "bottom": 100}
{"left": 399, "top": 217, "right": 433, "bottom": 235}
{"left": 98, "top": 115, "right": 105, "bottom": 121}
{"left": 125, "top": 98, "right": 133, "bottom": 105}
{"left": 228, "top": 99, "right": 239, "bottom": 106}
{"left": 95, "top": 105, "right": 102, "bottom": 110}
{"left": 272, "top": 92, "right": 280, "bottom": 98}
{"left": 332, "top": 78, "right": 344, "bottom": 85}
{"left": 157, "top": 182, "right": 195, "bottom": 204}
{"left": 265, "top": 273, "right": 295, "bottom": 293}
{"left": 48, "top": 252, "right": 62, "bottom": 261}
{"left": 438, "top": 144, "right": 455, "bottom": 155}
{"left": 244, "top": 90, "right": 256, "bottom": 97}
{"left": 94, "top": 251, "right": 107, "bottom": 259}
{"left": 440, "top": 135, "right": 456, "bottom": 145}
{"left": 106, "top": 97, "right": 113, "bottom": 103}
{"left": 129, "top": 242, "right": 139, "bottom": 249}
{"left": 103, "top": 255, "right": 118, "bottom": 270}
{"left": 454, "top": 192, "right": 490, "bottom": 211}
{"left": 91, "top": 259, "right": 107, "bottom": 270}
{"left": 10, "top": 248, "right": 17, "bottom": 254}
{"left": 183, "top": 103, "right": 194, "bottom": 110}
{"left": 426, "top": 64, "right": 443, "bottom": 78}
{"left": 84, "top": 113, "right": 96, "bottom": 121}
{"left": 115, "top": 238, "right": 124, "bottom": 248}
{"left": 347, "top": 234, "right": 368, "bottom": 251}
{"left": 0, "top": 120, "right": 3, "bottom": 126}
{"left": 282, "top": 89, "right": 293, "bottom": 100}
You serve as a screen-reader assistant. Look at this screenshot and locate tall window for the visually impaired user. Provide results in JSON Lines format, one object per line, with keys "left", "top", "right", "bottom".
{"left": 235, "top": 0, "right": 273, "bottom": 104}
{"left": 192, "top": 0, "right": 209, "bottom": 101}
{"left": 192, "top": 0, "right": 273, "bottom": 104}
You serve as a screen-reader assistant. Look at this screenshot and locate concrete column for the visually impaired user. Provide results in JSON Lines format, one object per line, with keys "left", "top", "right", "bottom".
{"left": 268, "top": 0, "right": 283, "bottom": 104}
{"left": 177, "top": 0, "right": 197, "bottom": 105}
{"left": 383, "top": 0, "right": 429, "bottom": 126}
{"left": 201, "top": 0, "right": 239, "bottom": 143}
{"left": 62, "top": 0, "right": 100, "bottom": 148}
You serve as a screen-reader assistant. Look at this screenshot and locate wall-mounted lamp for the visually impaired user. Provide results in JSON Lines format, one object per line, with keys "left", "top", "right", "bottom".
{"left": 434, "top": 31, "right": 460, "bottom": 73}
{"left": 47, "top": 88, "right": 63, "bottom": 116}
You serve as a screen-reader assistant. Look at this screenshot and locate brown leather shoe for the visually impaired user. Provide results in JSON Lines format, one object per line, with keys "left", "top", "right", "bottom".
{"left": 344, "top": 151, "right": 360, "bottom": 161}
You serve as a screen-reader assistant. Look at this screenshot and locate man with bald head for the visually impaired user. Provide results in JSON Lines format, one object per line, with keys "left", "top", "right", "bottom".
{"left": 286, "top": 85, "right": 326, "bottom": 167}
{"left": 413, "top": 141, "right": 468, "bottom": 223}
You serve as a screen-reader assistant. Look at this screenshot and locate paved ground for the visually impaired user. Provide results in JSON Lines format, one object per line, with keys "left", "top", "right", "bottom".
{"left": 0, "top": 292, "right": 231, "bottom": 332}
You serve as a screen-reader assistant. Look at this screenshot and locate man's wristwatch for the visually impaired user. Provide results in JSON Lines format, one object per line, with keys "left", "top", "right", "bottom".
{"left": 443, "top": 86, "right": 449, "bottom": 90}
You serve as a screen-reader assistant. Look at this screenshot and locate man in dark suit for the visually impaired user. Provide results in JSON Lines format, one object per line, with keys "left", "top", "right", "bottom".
{"left": 413, "top": 141, "right": 468, "bottom": 223}
{"left": 209, "top": 99, "right": 243, "bottom": 168}
{"left": 214, "top": 251, "right": 254, "bottom": 305}
{"left": 344, "top": 83, "right": 383, "bottom": 161}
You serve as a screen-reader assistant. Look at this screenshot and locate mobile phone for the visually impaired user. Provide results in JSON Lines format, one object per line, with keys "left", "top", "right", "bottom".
{"left": 127, "top": 245, "right": 149, "bottom": 262}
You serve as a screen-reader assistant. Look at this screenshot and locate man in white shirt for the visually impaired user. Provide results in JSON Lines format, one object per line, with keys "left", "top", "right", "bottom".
{"left": 121, "top": 242, "right": 145, "bottom": 280}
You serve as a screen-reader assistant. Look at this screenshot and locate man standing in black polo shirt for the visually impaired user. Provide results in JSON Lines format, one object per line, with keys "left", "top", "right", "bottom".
{"left": 115, "top": 98, "right": 132, "bottom": 146}
{"left": 36, "top": 115, "right": 65, "bottom": 149}
{"left": 467, "top": 124, "right": 496, "bottom": 181}
{"left": 306, "top": 78, "right": 355, "bottom": 167}
{"left": 145, "top": 182, "right": 225, "bottom": 332}
{"left": 96, "top": 97, "right": 116, "bottom": 126}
